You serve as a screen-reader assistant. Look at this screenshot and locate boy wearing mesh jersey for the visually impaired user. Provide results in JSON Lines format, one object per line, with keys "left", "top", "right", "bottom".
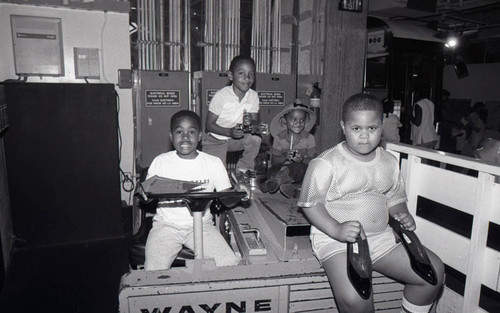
{"left": 297, "top": 94, "right": 444, "bottom": 313}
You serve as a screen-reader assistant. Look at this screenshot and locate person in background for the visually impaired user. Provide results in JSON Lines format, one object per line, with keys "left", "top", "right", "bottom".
{"left": 202, "top": 55, "right": 261, "bottom": 172}
{"left": 461, "top": 101, "right": 488, "bottom": 157}
{"left": 381, "top": 98, "right": 402, "bottom": 144}
{"left": 436, "top": 89, "right": 461, "bottom": 154}
{"left": 298, "top": 93, "right": 444, "bottom": 313}
{"left": 260, "top": 100, "right": 316, "bottom": 198}
{"left": 438, "top": 89, "right": 451, "bottom": 123}
{"left": 144, "top": 110, "right": 241, "bottom": 270}
{"left": 411, "top": 90, "right": 439, "bottom": 149}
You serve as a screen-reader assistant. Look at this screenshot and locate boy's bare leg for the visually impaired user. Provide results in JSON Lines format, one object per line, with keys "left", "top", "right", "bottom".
{"left": 322, "top": 253, "right": 375, "bottom": 313}
{"left": 373, "top": 245, "right": 444, "bottom": 309}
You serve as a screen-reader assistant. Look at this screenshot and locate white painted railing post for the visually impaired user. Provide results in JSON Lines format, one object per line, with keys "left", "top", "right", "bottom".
{"left": 385, "top": 142, "right": 500, "bottom": 313}
{"left": 404, "top": 154, "right": 422, "bottom": 217}
{"left": 463, "top": 172, "right": 496, "bottom": 312}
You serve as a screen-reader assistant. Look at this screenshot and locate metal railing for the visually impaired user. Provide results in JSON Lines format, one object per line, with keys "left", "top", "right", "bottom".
{"left": 386, "top": 142, "right": 500, "bottom": 313}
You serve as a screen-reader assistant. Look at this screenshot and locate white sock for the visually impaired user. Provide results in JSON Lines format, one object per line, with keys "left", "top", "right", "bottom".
{"left": 401, "top": 296, "right": 433, "bottom": 313}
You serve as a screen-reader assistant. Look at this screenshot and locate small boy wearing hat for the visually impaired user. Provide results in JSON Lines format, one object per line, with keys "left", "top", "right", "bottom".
{"left": 261, "top": 100, "right": 317, "bottom": 198}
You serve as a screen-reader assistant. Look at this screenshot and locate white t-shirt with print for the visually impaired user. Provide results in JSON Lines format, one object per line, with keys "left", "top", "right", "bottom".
{"left": 147, "top": 151, "right": 232, "bottom": 226}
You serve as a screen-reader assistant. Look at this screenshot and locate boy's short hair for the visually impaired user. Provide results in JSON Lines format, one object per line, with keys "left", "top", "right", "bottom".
{"left": 229, "top": 55, "right": 256, "bottom": 72}
{"left": 342, "top": 93, "right": 383, "bottom": 122}
{"left": 170, "top": 110, "right": 201, "bottom": 131}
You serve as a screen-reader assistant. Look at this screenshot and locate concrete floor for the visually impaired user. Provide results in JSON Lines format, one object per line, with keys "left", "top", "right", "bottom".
{"left": 0, "top": 237, "right": 129, "bottom": 313}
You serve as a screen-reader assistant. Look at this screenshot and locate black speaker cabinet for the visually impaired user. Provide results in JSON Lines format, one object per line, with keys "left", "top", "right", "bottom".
{"left": 2, "top": 83, "right": 123, "bottom": 247}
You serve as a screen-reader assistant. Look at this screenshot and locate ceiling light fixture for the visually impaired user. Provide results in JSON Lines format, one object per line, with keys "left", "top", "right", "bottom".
{"left": 445, "top": 35, "right": 459, "bottom": 48}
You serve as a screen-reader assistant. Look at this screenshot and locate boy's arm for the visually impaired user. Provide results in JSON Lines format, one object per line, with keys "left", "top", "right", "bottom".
{"left": 206, "top": 111, "right": 243, "bottom": 139}
{"left": 302, "top": 135, "right": 317, "bottom": 164}
{"left": 388, "top": 202, "right": 416, "bottom": 231}
{"left": 214, "top": 180, "right": 250, "bottom": 203}
{"left": 298, "top": 157, "right": 359, "bottom": 243}
{"left": 302, "top": 156, "right": 314, "bottom": 164}
{"left": 301, "top": 146, "right": 316, "bottom": 164}
{"left": 145, "top": 158, "right": 159, "bottom": 180}
{"left": 270, "top": 139, "right": 287, "bottom": 166}
{"left": 302, "top": 204, "right": 361, "bottom": 243}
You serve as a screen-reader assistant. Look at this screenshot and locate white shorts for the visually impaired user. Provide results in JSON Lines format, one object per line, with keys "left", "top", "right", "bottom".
{"left": 311, "top": 225, "right": 400, "bottom": 264}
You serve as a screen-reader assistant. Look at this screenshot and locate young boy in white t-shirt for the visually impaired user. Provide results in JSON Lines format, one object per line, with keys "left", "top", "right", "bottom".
{"left": 144, "top": 110, "right": 240, "bottom": 270}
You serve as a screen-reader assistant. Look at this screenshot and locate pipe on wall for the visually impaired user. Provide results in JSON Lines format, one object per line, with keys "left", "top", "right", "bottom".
{"left": 203, "top": 0, "right": 241, "bottom": 72}
{"left": 251, "top": 0, "right": 281, "bottom": 73}
{"left": 137, "top": 0, "right": 188, "bottom": 71}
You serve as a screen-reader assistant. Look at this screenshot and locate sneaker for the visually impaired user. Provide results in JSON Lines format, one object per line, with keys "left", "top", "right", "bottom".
{"left": 274, "top": 166, "right": 290, "bottom": 178}
{"left": 264, "top": 169, "right": 294, "bottom": 194}
{"left": 236, "top": 167, "right": 251, "bottom": 174}
{"left": 264, "top": 179, "right": 280, "bottom": 193}
{"left": 279, "top": 184, "right": 299, "bottom": 198}
{"left": 259, "top": 182, "right": 269, "bottom": 193}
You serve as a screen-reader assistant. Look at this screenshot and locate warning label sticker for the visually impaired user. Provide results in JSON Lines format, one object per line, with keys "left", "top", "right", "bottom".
{"left": 258, "top": 91, "right": 285, "bottom": 106}
{"left": 206, "top": 89, "right": 219, "bottom": 106}
{"left": 145, "top": 90, "right": 181, "bottom": 107}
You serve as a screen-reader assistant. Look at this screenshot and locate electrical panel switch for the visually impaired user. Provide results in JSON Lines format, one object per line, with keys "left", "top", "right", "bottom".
{"left": 74, "top": 47, "right": 100, "bottom": 79}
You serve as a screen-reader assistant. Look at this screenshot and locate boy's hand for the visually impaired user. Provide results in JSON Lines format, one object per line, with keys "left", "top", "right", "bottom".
{"left": 137, "top": 185, "right": 149, "bottom": 202}
{"left": 235, "top": 183, "right": 251, "bottom": 201}
{"left": 392, "top": 212, "right": 416, "bottom": 231}
{"left": 190, "top": 182, "right": 208, "bottom": 192}
{"left": 285, "top": 150, "right": 304, "bottom": 162}
{"left": 291, "top": 151, "right": 304, "bottom": 162}
{"left": 231, "top": 125, "right": 244, "bottom": 139}
{"left": 333, "top": 221, "right": 361, "bottom": 243}
{"left": 285, "top": 150, "right": 299, "bottom": 161}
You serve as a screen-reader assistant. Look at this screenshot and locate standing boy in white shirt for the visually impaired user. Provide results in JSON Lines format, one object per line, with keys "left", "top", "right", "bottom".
{"left": 202, "top": 55, "right": 261, "bottom": 172}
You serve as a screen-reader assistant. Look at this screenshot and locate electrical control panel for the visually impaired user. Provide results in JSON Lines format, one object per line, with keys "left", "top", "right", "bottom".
{"left": 11, "top": 15, "right": 64, "bottom": 76}
{"left": 254, "top": 74, "right": 296, "bottom": 126}
{"left": 74, "top": 47, "right": 100, "bottom": 79}
{"left": 134, "top": 70, "right": 190, "bottom": 169}
{"left": 192, "top": 71, "right": 231, "bottom": 131}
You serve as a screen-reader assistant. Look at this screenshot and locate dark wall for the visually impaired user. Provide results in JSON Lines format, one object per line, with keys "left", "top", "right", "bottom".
{"left": 2, "top": 83, "right": 123, "bottom": 247}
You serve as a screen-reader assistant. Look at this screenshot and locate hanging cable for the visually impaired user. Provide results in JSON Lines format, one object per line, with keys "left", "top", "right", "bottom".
{"left": 115, "top": 90, "right": 135, "bottom": 194}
